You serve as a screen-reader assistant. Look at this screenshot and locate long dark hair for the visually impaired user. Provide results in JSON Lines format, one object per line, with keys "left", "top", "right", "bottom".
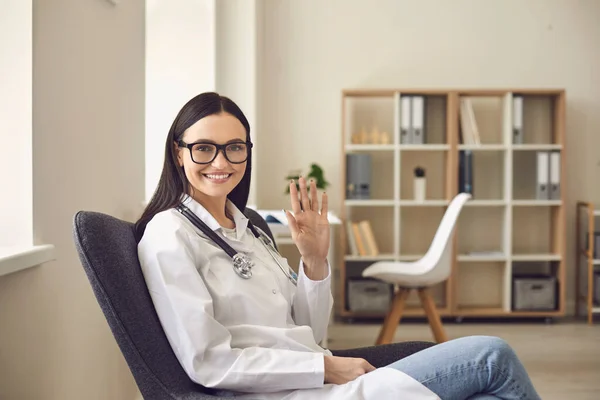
{"left": 134, "top": 92, "right": 252, "bottom": 241}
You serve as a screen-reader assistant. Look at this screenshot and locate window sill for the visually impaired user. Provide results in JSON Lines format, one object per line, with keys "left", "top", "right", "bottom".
{"left": 0, "top": 244, "right": 55, "bottom": 277}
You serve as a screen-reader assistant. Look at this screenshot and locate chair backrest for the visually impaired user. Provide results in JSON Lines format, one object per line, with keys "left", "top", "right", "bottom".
{"left": 419, "top": 192, "right": 472, "bottom": 280}
{"left": 72, "top": 208, "right": 275, "bottom": 400}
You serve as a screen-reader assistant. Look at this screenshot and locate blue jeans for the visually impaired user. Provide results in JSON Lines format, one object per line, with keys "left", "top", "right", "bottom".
{"left": 386, "top": 335, "right": 541, "bottom": 400}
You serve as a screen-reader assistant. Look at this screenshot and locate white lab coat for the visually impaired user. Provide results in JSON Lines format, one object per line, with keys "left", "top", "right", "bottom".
{"left": 137, "top": 195, "right": 439, "bottom": 400}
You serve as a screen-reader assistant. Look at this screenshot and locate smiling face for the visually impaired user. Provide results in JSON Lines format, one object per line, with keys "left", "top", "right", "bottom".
{"left": 175, "top": 112, "right": 248, "bottom": 202}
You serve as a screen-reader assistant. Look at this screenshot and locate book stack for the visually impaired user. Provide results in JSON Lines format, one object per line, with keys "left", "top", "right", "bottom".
{"left": 399, "top": 95, "right": 426, "bottom": 144}
{"left": 458, "top": 98, "right": 478, "bottom": 196}
{"left": 459, "top": 98, "right": 481, "bottom": 145}
{"left": 536, "top": 151, "right": 561, "bottom": 200}
{"left": 346, "top": 220, "right": 379, "bottom": 256}
{"left": 458, "top": 150, "right": 473, "bottom": 196}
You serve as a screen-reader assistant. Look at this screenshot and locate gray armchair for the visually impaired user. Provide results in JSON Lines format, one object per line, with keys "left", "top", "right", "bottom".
{"left": 72, "top": 209, "right": 434, "bottom": 399}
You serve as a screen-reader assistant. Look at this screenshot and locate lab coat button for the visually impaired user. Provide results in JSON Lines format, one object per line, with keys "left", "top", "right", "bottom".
{"left": 272, "top": 289, "right": 277, "bottom": 294}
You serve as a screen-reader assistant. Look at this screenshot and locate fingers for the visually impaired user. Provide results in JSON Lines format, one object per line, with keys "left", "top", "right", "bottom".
{"left": 289, "top": 180, "right": 301, "bottom": 214}
{"left": 358, "top": 359, "right": 376, "bottom": 374}
{"left": 320, "top": 191, "right": 328, "bottom": 217}
{"left": 283, "top": 209, "right": 299, "bottom": 239}
{"left": 299, "top": 176, "right": 310, "bottom": 212}
{"left": 364, "top": 361, "right": 376, "bottom": 373}
{"left": 309, "top": 179, "right": 319, "bottom": 211}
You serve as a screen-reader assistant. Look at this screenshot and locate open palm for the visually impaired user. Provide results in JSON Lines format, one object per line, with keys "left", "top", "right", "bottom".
{"left": 284, "top": 176, "right": 330, "bottom": 266}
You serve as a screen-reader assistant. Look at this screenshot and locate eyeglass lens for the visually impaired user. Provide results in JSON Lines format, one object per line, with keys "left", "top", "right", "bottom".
{"left": 191, "top": 142, "right": 248, "bottom": 164}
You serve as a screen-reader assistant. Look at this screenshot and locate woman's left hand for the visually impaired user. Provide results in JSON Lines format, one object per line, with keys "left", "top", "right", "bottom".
{"left": 284, "top": 176, "right": 329, "bottom": 279}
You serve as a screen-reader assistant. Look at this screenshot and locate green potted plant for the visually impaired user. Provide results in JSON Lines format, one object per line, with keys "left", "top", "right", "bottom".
{"left": 284, "top": 163, "right": 330, "bottom": 194}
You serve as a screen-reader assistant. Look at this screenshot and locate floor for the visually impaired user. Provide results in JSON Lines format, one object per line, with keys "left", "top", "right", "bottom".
{"left": 326, "top": 318, "right": 600, "bottom": 400}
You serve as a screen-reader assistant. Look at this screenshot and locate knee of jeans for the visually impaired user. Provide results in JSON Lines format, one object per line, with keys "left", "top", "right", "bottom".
{"left": 472, "top": 335, "right": 515, "bottom": 360}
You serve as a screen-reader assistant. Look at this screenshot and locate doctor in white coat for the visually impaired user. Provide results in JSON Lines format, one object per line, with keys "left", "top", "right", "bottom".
{"left": 135, "top": 92, "right": 542, "bottom": 400}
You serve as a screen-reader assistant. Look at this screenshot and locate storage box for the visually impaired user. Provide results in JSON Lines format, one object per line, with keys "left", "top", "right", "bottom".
{"left": 347, "top": 279, "right": 393, "bottom": 312}
{"left": 512, "top": 276, "right": 557, "bottom": 311}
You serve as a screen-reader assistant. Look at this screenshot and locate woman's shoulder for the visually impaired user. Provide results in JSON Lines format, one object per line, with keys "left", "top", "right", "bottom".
{"left": 143, "top": 208, "right": 180, "bottom": 229}
{"left": 140, "top": 208, "right": 194, "bottom": 244}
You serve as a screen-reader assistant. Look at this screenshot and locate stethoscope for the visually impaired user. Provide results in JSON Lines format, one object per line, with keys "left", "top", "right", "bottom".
{"left": 176, "top": 204, "right": 298, "bottom": 286}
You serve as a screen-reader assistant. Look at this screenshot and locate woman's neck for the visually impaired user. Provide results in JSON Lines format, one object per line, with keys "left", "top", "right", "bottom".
{"left": 192, "top": 193, "right": 235, "bottom": 229}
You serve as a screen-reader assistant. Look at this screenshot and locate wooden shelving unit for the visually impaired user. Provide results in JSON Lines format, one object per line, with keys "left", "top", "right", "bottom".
{"left": 338, "top": 88, "right": 566, "bottom": 320}
{"left": 575, "top": 201, "right": 600, "bottom": 324}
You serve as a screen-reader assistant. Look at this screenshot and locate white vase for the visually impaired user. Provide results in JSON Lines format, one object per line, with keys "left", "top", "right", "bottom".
{"left": 414, "top": 177, "right": 426, "bottom": 203}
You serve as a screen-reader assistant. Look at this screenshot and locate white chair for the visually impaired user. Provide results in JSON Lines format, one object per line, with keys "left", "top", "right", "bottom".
{"left": 362, "top": 193, "right": 472, "bottom": 345}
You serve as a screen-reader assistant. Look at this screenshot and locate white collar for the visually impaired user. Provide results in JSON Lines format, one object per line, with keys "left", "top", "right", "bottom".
{"left": 180, "top": 194, "right": 250, "bottom": 241}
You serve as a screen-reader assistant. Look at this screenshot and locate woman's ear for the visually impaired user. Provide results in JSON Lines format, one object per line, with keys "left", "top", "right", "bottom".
{"left": 174, "top": 141, "right": 184, "bottom": 167}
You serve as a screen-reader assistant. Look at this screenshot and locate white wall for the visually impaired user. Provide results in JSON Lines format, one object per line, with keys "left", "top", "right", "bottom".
{"left": 145, "top": 0, "right": 216, "bottom": 202}
{"left": 0, "top": 0, "right": 32, "bottom": 247}
{"left": 215, "top": 0, "right": 261, "bottom": 206}
{"left": 256, "top": 0, "right": 600, "bottom": 311}
{"left": 145, "top": 0, "right": 262, "bottom": 206}
{"left": 0, "top": 0, "right": 145, "bottom": 399}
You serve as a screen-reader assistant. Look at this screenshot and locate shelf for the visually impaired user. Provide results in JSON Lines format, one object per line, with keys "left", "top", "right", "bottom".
{"left": 458, "top": 253, "right": 506, "bottom": 262}
{"left": 340, "top": 88, "right": 566, "bottom": 322}
{"left": 458, "top": 144, "right": 506, "bottom": 151}
{"left": 512, "top": 254, "right": 561, "bottom": 261}
{"left": 399, "top": 144, "right": 450, "bottom": 151}
{"left": 398, "top": 200, "right": 449, "bottom": 206}
{"left": 345, "top": 199, "right": 395, "bottom": 207}
{"left": 455, "top": 307, "right": 506, "bottom": 316}
{"left": 340, "top": 307, "right": 452, "bottom": 318}
{"left": 344, "top": 254, "right": 396, "bottom": 261}
{"left": 460, "top": 150, "right": 506, "bottom": 200}
{"left": 455, "top": 307, "right": 562, "bottom": 317}
{"left": 512, "top": 144, "right": 562, "bottom": 151}
{"left": 398, "top": 254, "right": 423, "bottom": 261}
{"left": 509, "top": 310, "right": 563, "bottom": 317}
{"left": 345, "top": 144, "right": 395, "bottom": 152}
{"left": 466, "top": 200, "right": 507, "bottom": 206}
{"left": 578, "top": 250, "right": 600, "bottom": 264}
{"left": 457, "top": 207, "right": 505, "bottom": 256}
{"left": 512, "top": 200, "right": 561, "bottom": 206}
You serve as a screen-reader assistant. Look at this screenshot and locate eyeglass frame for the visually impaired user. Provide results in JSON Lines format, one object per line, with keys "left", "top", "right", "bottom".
{"left": 177, "top": 139, "right": 253, "bottom": 165}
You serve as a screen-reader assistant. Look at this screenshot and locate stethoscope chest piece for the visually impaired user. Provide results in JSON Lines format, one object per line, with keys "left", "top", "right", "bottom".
{"left": 233, "top": 253, "right": 253, "bottom": 279}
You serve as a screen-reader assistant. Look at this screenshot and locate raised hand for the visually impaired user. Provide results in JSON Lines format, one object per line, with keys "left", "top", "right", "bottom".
{"left": 284, "top": 176, "right": 330, "bottom": 279}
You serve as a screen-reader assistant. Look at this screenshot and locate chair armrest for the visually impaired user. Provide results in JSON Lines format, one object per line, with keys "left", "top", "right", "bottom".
{"left": 330, "top": 341, "right": 435, "bottom": 368}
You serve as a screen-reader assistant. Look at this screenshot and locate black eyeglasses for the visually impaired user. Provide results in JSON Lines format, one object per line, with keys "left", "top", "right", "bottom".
{"left": 177, "top": 140, "right": 252, "bottom": 164}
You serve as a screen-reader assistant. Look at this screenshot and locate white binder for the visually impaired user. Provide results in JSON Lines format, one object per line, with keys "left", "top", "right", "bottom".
{"left": 400, "top": 96, "right": 412, "bottom": 144}
{"left": 536, "top": 151, "right": 549, "bottom": 199}
{"left": 513, "top": 96, "right": 523, "bottom": 144}
{"left": 549, "top": 151, "right": 561, "bottom": 200}
{"left": 411, "top": 96, "right": 425, "bottom": 144}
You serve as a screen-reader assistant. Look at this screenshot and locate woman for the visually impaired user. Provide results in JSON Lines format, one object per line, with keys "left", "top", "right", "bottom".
{"left": 136, "top": 92, "right": 541, "bottom": 400}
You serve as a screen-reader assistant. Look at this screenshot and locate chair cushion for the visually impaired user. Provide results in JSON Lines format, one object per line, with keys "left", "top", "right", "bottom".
{"left": 331, "top": 341, "right": 435, "bottom": 368}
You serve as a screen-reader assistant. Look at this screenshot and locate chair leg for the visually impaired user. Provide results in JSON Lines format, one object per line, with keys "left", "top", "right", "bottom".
{"left": 376, "top": 288, "right": 410, "bottom": 345}
{"left": 417, "top": 288, "right": 449, "bottom": 343}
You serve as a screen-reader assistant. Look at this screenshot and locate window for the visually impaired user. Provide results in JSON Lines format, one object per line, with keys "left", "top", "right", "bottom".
{"left": 0, "top": 0, "right": 33, "bottom": 248}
